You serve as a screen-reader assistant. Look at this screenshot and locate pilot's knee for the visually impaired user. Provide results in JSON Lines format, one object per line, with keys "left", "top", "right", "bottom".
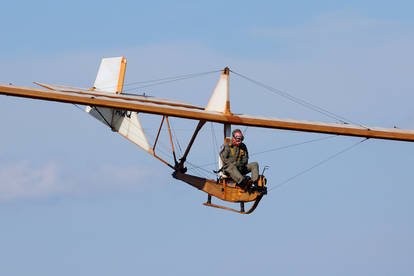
{"left": 250, "top": 162, "right": 259, "bottom": 169}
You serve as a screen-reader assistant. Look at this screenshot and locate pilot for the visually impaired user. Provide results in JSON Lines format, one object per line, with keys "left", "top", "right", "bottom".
{"left": 220, "top": 129, "right": 259, "bottom": 188}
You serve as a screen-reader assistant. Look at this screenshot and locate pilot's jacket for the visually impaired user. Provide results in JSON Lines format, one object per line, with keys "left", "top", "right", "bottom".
{"left": 220, "top": 142, "right": 249, "bottom": 171}
{"left": 220, "top": 142, "right": 259, "bottom": 184}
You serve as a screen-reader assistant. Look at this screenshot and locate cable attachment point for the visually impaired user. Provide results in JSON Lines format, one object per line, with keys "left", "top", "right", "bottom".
{"left": 223, "top": 67, "right": 230, "bottom": 75}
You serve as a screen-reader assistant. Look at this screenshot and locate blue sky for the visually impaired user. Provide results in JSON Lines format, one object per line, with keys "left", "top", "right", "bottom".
{"left": 1, "top": 1, "right": 414, "bottom": 275}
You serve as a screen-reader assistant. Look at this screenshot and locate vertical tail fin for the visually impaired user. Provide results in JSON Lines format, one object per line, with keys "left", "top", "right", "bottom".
{"left": 93, "top": 57, "right": 127, "bottom": 93}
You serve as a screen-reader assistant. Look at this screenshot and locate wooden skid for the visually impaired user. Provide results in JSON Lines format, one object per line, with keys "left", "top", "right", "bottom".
{"left": 203, "top": 195, "right": 264, "bottom": 214}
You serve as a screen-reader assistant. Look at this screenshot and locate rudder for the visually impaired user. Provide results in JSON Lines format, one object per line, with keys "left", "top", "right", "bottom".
{"left": 93, "top": 57, "right": 126, "bottom": 93}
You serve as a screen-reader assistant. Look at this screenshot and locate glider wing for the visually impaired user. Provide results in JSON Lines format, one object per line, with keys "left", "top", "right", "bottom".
{"left": 1, "top": 83, "right": 414, "bottom": 142}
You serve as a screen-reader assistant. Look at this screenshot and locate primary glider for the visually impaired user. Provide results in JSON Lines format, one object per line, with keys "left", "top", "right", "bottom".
{"left": 1, "top": 57, "right": 414, "bottom": 214}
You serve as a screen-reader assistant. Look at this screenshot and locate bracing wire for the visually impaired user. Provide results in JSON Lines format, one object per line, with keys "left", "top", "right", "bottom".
{"left": 268, "top": 138, "right": 369, "bottom": 192}
{"left": 230, "top": 70, "right": 369, "bottom": 129}
{"left": 95, "top": 69, "right": 222, "bottom": 92}
{"left": 187, "top": 167, "right": 210, "bottom": 179}
{"left": 167, "top": 118, "right": 183, "bottom": 156}
{"left": 186, "top": 161, "right": 210, "bottom": 178}
{"left": 187, "top": 161, "right": 216, "bottom": 177}
{"left": 73, "top": 104, "right": 175, "bottom": 162}
{"left": 123, "top": 70, "right": 223, "bottom": 92}
{"left": 124, "top": 70, "right": 222, "bottom": 86}
{"left": 250, "top": 135, "right": 337, "bottom": 156}
{"left": 210, "top": 123, "right": 220, "bottom": 168}
{"left": 73, "top": 104, "right": 85, "bottom": 112}
{"left": 186, "top": 135, "right": 339, "bottom": 170}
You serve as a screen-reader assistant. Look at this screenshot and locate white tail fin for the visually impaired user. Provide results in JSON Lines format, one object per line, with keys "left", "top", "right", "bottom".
{"left": 86, "top": 57, "right": 152, "bottom": 154}
{"left": 93, "top": 57, "right": 126, "bottom": 93}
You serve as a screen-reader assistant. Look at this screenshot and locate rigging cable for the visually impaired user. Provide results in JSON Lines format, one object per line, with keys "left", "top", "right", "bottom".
{"left": 96, "top": 69, "right": 222, "bottom": 92}
{"left": 73, "top": 105, "right": 184, "bottom": 166}
{"left": 230, "top": 70, "right": 369, "bottom": 129}
{"left": 172, "top": 126, "right": 183, "bottom": 156}
{"left": 268, "top": 138, "right": 369, "bottom": 192}
{"left": 210, "top": 122, "right": 220, "bottom": 167}
{"left": 124, "top": 70, "right": 222, "bottom": 86}
{"left": 251, "top": 135, "right": 337, "bottom": 156}
{"left": 186, "top": 161, "right": 216, "bottom": 177}
{"left": 73, "top": 104, "right": 85, "bottom": 112}
{"left": 166, "top": 118, "right": 183, "bottom": 156}
{"left": 242, "top": 126, "right": 249, "bottom": 136}
{"left": 186, "top": 134, "right": 338, "bottom": 170}
{"left": 123, "top": 70, "right": 223, "bottom": 92}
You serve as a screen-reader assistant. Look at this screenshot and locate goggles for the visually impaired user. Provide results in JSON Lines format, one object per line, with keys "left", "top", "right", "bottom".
{"left": 233, "top": 134, "right": 244, "bottom": 142}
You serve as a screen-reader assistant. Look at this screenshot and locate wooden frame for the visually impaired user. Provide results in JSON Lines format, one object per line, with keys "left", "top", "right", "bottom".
{"left": 2, "top": 84, "right": 414, "bottom": 142}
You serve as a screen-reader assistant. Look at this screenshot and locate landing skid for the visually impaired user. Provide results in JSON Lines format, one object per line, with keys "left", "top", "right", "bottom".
{"left": 203, "top": 195, "right": 264, "bottom": 214}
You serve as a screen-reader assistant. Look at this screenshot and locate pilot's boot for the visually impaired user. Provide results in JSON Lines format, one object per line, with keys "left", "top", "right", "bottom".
{"left": 237, "top": 176, "right": 250, "bottom": 189}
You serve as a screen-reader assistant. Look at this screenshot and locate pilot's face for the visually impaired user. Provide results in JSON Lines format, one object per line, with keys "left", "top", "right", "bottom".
{"left": 232, "top": 132, "right": 244, "bottom": 146}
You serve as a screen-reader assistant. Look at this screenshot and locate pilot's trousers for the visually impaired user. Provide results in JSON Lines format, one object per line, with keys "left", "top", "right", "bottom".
{"left": 223, "top": 162, "right": 259, "bottom": 184}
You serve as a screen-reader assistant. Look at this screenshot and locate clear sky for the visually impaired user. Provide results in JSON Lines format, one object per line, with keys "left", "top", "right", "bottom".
{"left": 1, "top": 1, "right": 414, "bottom": 275}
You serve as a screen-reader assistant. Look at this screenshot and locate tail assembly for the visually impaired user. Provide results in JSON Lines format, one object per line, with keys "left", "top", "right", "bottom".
{"left": 86, "top": 57, "right": 153, "bottom": 154}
